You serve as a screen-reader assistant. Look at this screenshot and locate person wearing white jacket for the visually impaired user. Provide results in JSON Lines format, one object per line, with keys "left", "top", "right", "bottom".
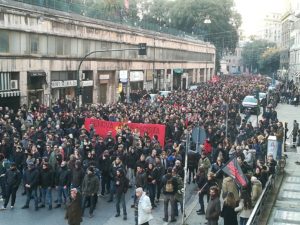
{"left": 234, "top": 192, "right": 253, "bottom": 225}
{"left": 135, "top": 187, "right": 154, "bottom": 225}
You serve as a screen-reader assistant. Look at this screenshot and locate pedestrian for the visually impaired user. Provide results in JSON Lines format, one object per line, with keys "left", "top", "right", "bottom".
{"left": 161, "top": 167, "right": 178, "bottom": 223}
{"left": 1, "top": 162, "right": 21, "bottom": 210}
{"left": 235, "top": 191, "right": 253, "bottom": 225}
{"left": 135, "top": 187, "right": 153, "bottom": 225}
{"left": 22, "top": 161, "right": 39, "bottom": 210}
{"left": 205, "top": 186, "right": 221, "bottom": 225}
{"left": 173, "top": 168, "right": 184, "bottom": 217}
{"left": 195, "top": 167, "right": 207, "bottom": 215}
{"left": 115, "top": 169, "right": 129, "bottom": 220}
{"left": 251, "top": 176, "right": 262, "bottom": 206}
{"left": 145, "top": 162, "right": 158, "bottom": 208}
{"left": 39, "top": 162, "right": 54, "bottom": 209}
{"left": 65, "top": 188, "right": 82, "bottom": 225}
{"left": 81, "top": 166, "right": 99, "bottom": 218}
{"left": 55, "top": 161, "right": 71, "bottom": 208}
{"left": 220, "top": 192, "right": 238, "bottom": 225}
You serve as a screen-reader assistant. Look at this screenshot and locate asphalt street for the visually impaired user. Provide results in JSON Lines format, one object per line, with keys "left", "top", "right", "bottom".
{"left": 1, "top": 103, "right": 299, "bottom": 225}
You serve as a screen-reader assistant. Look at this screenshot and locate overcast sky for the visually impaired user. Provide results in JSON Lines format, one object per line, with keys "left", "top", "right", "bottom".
{"left": 234, "top": 0, "right": 286, "bottom": 36}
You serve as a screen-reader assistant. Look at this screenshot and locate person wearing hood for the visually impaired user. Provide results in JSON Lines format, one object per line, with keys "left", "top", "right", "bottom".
{"left": 81, "top": 166, "right": 99, "bottom": 218}
{"left": 135, "top": 187, "right": 153, "bottom": 225}
{"left": 65, "top": 188, "right": 82, "bottom": 225}
{"left": 55, "top": 161, "right": 71, "bottom": 208}
{"left": 22, "top": 161, "right": 39, "bottom": 210}
{"left": 114, "top": 168, "right": 129, "bottom": 220}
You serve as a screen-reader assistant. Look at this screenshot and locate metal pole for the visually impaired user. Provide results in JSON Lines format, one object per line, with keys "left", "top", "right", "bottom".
{"left": 76, "top": 47, "right": 142, "bottom": 107}
{"left": 181, "top": 132, "right": 189, "bottom": 225}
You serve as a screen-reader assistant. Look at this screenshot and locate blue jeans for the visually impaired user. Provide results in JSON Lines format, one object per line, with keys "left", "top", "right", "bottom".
{"left": 57, "top": 186, "right": 68, "bottom": 204}
{"left": 109, "top": 180, "right": 116, "bottom": 201}
{"left": 240, "top": 217, "right": 248, "bottom": 225}
{"left": 41, "top": 187, "right": 52, "bottom": 206}
{"left": 277, "top": 141, "right": 283, "bottom": 160}
{"left": 25, "top": 188, "right": 38, "bottom": 208}
{"left": 147, "top": 183, "right": 156, "bottom": 206}
{"left": 116, "top": 193, "right": 127, "bottom": 215}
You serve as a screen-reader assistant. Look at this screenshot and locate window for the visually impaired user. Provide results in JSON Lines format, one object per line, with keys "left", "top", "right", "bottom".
{"left": 56, "top": 37, "right": 64, "bottom": 55}
{"left": 30, "top": 35, "right": 39, "bottom": 54}
{"left": 0, "top": 31, "right": 9, "bottom": 52}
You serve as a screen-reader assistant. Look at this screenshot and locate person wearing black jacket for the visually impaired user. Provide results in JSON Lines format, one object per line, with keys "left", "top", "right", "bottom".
{"left": 114, "top": 169, "right": 129, "bottom": 220}
{"left": 39, "top": 162, "right": 54, "bottom": 209}
{"left": 195, "top": 167, "right": 207, "bottom": 215}
{"left": 1, "top": 163, "right": 21, "bottom": 210}
{"left": 71, "top": 160, "right": 84, "bottom": 191}
{"left": 81, "top": 166, "right": 100, "bottom": 218}
{"left": 22, "top": 161, "right": 39, "bottom": 210}
{"left": 146, "top": 162, "right": 159, "bottom": 208}
{"left": 55, "top": 161, "right": 71, "bottom": 208}
{"left": 98, "top": 150, "right": 111, "bottom": 196}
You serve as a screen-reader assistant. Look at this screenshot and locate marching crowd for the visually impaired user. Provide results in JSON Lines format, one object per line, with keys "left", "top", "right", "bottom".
{"left": 0, "top": 75, "right": 291, "bottom": 225}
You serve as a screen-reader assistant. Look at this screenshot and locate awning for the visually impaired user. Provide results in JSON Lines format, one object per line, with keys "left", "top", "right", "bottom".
{"left": 28, "top": 70, "right": 46, "bottom": 77}
{"left": 0, "top": 90, "right": 21, "bottom": 98}
{"left": 173, "top": 68, "right": 183, "bottom": 74}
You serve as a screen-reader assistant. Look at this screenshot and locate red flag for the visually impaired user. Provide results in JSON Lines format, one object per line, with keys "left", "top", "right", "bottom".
{"left": 211, "top": 75, "right": 220, "bottom": 83}
{"left": 222, "top": 157, "right": 248, "bottom": 187}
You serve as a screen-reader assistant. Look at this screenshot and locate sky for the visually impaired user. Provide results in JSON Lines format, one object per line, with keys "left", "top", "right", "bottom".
{"left": 234, "top": 0, "right": 286, "bottom": 36}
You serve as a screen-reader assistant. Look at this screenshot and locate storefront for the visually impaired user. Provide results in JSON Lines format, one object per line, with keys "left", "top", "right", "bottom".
{"left": 27, "top": 70, "right": 47, "bottom": 105}
{"left": 173, "top": 68, "right": 183, "bottom": 90}
{"left": 50, "top": 71, "right": 77, "bottom": 103}
{"left": 98, "top": 71, "right": 116, "bottom": 104}
{"left": 0, "top": 72, "right": 21, "bottom": 111}
{"left": 81, "top": 70, "right": 94, "bottom": 105}
{"left": 130, "top": 71, "right": 144, "bottom": 90}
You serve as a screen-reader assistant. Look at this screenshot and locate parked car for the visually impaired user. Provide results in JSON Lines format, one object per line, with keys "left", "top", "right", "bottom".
{"left": 241, "top": 95, "right": 260, "bottom": 115}
{"left": 259, "top": 92, "right": 267, "bottom": 101}
{"left": 158, "top": 91, "right": 171, "bottom": 97}
{"left": 189, "top": 85, "right": 199, "bottom": 90}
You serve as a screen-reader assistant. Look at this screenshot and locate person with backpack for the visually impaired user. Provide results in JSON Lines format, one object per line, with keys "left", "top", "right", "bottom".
{"left": 161, "top": 167, "right": 178, "bottom": 223}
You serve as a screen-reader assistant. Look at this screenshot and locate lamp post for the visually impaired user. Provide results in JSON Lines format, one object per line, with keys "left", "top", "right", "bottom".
{"left": 76, "top": 43, "right": 147, "bottom": 107}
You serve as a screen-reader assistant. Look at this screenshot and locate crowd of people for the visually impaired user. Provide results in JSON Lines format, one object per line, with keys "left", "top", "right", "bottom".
{"left": 0, "top": 75, "right": 288, "bottom": 225}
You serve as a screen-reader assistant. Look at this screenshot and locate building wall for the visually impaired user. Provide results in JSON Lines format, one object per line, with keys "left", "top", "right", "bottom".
{"left": 0, "top": 3, "right": 215, "bottom": 108}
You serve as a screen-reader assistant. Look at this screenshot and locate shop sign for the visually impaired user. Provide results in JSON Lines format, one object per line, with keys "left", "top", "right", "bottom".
{"left": 51, "top": 80, "right": 77, "bottom": 88}
{"left": 82, "top": 80, "right": 93, "bottom": 87}
{"left": 119, "top": 70, "right": 128, "bottom": 83}
{"left": 130, "top": 71, "right": 144, "bottom": 82}
{"left": 99, "top": 74, "right": 110, "bottom": 80}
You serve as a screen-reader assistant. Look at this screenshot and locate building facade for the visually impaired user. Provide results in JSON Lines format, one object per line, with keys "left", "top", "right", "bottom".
{"left": 0, "top": 1, "right": 215, "bottom": 110}
{"left": 260, "top": 13, "right": 282, "bottom": 46}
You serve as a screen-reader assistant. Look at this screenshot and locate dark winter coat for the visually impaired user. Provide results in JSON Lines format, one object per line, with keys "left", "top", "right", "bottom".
{"left": 56, "top": 167, "right": 71, "bottom": 187}
{"left": 161, "top": 173, "right": 178, "bottom": 195}
{"left": 115, "top": 172, "right": 129, "bottom": 195}
{"left": 5, "top": 168, "right": 21, "bottom": 189}
{"left": 65, "top": 192, "right": 82, "bottom": 225}
{"left": 24, "top": 167, "right": 39, "bottom": 189}
{"left": 40, "top": 168, "right": 55, "bottom": 188}
{"left": 71, "top": 167, "right": 85, "bottom": 188}
{"left": 221, "top": 203, "right": 238, "bottom": 225}
{"left": 81, "top": 173, "right": 100, "bottom": 196}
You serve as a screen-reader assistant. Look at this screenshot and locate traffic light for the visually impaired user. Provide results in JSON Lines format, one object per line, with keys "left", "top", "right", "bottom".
{"left": 138, "top": 43, "right": 147, "bottom": 55}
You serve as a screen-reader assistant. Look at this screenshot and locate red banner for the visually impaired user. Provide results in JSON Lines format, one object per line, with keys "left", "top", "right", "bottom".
{"left": 85, "top": 118, "right": 166, "bottom": 147}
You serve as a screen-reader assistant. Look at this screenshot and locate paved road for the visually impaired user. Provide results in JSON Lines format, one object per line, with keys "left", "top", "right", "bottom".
{"left": 1, "top": 103, "right": 299, "bottom": 225}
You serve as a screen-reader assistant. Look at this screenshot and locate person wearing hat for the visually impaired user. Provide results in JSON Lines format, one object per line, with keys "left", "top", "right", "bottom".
{"left": 65, "top": 188, "right": 82, "bottom": 225}
{"left": 81, "top": 166, "right": 99, "bottom": 218}
{"left": 1, "top": 163, "right": 21, "bottom": 210}
{"left": 22, "top": 161, "right": 39, "bottom": 210}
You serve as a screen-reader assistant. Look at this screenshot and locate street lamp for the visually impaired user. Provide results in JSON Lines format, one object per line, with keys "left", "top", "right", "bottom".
{"left": 76, "top": 43, "right": 147, "bottom": 107}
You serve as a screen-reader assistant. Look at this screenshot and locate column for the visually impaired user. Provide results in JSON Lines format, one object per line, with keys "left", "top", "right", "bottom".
{"left": 19, "top": 71, "right": 28, "bottom": 106}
